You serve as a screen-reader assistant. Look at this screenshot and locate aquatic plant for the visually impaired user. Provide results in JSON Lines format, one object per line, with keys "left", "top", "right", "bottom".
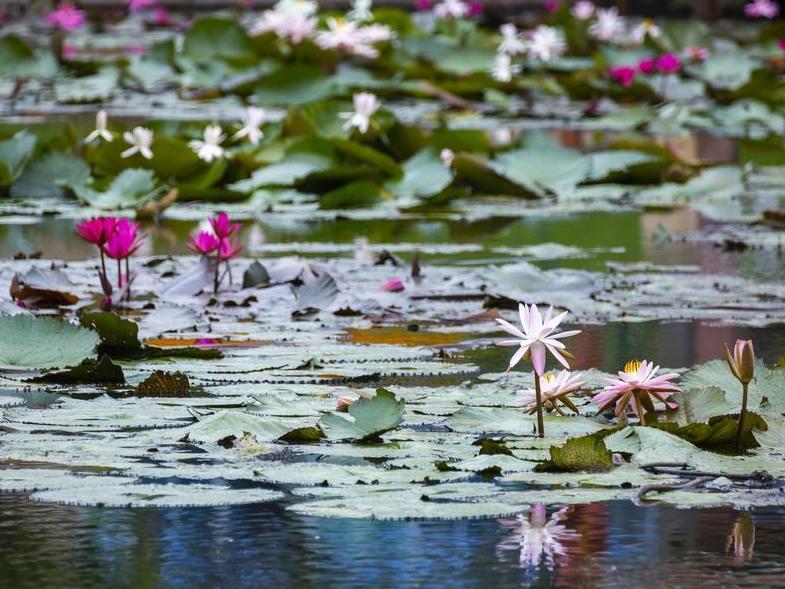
{"left": 45, "top": 2, "right": 85, "bottom": 31}
{"left": 496, "top": 505, "right": 578, "bottom": 570}
{"left": 84, "top": 111, "right": 113, "bottom": 144}
{"left": 121, "top": 127, "right": 154, "bottom": 160}
{"left": 233, "top": 107, "right": 266, "bottom": 145}
{"left": 342, "top": 92, "right": 380, "bottom": 134}
{"left": 189, "top": 125, "right": 225, "bottom": 163}
{"left": 188, "top": 212, "right": 243, "bottom": 293}
{"left": 745, "top": 0, "right": 780, "bottom": 19}
{"left": 724, "top": 339, "right": 755, "bottom": 450}
{"left": 497, "top": 303, "right": 580, "bottom": 437}
{"left": 593, "top": 360, "right": 681, "bottom": 426}
{"left": 516, "top": 370, "right": 585, "bottom": 416}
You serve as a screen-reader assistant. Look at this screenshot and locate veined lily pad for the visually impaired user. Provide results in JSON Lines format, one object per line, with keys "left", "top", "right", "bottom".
{"left": 0, "top": 315, "right": 99, "bottom": 369}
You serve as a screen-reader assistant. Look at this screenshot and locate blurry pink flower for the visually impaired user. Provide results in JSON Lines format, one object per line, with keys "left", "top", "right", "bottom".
{"left": 416, "top": 0, "right": 432, "bottom": 8}
{"left": 188, "top": 231, "right": 220, "bottom": 255}
{"left": 745, "top": 0, "right": 780, "bottom": 18}
{"left": 610, "top": 66, "right": 636, "bottom": 87}
{"left": 656, "top": 53, "right": 681, "bottom": 73}
{"left": 128, "top": 0, "right": 157, "bottom": 12}
{"left": 545, "top": 1, "right": 560, "bottom": 12}
{"left": 62, "top": 43, "right": 78, "bottom": 59}
{"left": 124, "top": 44, "right": 147, "bottom": 56}
{"left": 571, "top": 1, "right": 595, "bottom": 20}
{"left": 45, "top": 2, "right": 85, "bottom": 31}
{"left": 637, "top": 57, "right": 656, "bottom": 74}
{"left": 497, "top": 303, "right": 580, "bottom": 375}
{"left": 218, "top": 238, "right": 242, "bottom": 260}
{"left": 153, "top": 7, "right": 173, "bottom": 26}
{"left": 467, "top": 1, "right": 484, "bottom": 16}
{"left": 76, "top": 217, "right": 117, "bottom": 246}
{"left": 381, "top": 278, "right": 405, "bottom": 292}
{"left": 209, "top": 212, "right": 241, "bottom": 239}
{"left": 683, "top": 47, "right": 710, "bottom": 61}
{"left": 593, "top": 359, "right": 681, "bottom": 425}
{"left": 778, "top": 39, "right": 785, "bottom": 52}
{"left": 103, "top": 219, "right": 144, "bottom": 260}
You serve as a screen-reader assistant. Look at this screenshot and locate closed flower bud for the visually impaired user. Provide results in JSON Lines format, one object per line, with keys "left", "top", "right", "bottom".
{"left": 725, "top": 339, "right": 755, "bottom": 385}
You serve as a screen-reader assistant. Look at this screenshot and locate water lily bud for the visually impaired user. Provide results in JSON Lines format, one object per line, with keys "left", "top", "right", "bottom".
{"left": 725, "top": 339, "right": 755, "bottom": 385}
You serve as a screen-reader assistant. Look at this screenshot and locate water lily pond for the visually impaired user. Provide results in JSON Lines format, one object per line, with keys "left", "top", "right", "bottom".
{"left": 3, "top": 0, "right": 785, "bottom": 587}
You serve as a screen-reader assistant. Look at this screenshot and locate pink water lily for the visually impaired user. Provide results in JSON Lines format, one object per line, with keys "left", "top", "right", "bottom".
{"left": 381, "top": 278, "right": 405, "bottom": 292}
{"left": 218, "top": 237, "right": 242, "bottom": 261}
{"left": 128, "top": 0, "right": 157, "bottom": 11}
{"left": 593, "top": 360, "right": 681, "bottom": 425}
{"left": 516, "top": 370, "right": 585, "bottom": 416}
{"left": 208, "top": 212, "right": 241, "bottom": 239}
{"left": 187, "top": 231, "right": 220, "bottom": 255}
{"left": 637, "top": 58, "right": 656, "bottom": 74}
{"left": 745, "top": 0, "right": 780, "bottom": 19}
{"left": 497, "top": 303, "right": 580, "bottom": 376}
{"left": 45, "top": 2, "right": 85, "bottom": 31}
{"left": 610, "top": 66, "right": 636, "bottom": 87}
{"left": 656, "top": 53, "right": 681, "bottom": 73}
{"left": 76, "top": 217, "right": 117, "bottom": 246}
{"left": 102, "top": 219, "right": 144, "bottom": 260}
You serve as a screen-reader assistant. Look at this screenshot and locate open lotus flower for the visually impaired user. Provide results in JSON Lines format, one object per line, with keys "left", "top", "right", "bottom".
{"left": 496, "top": 303, "right": 580, "bottom": 376}
{"left": 315, "top": 18, "right": 378, "bottom": 58}
{"left": 527, "top": 25, "right": 566, "bottom": 62}
{"left": 496, "top": 505, "right": 579, "bottom": 570}
{"left": 593, "top": 360, "right": 681, "bottom": 425}
{"left": 45, "top": 2, "right": 85, "bottom": 31}
{"left": 516, "top": 370, "right": 585, "bottom": 416}
{"left": 187, "top": 231, "right": 220, "bottom": 255}
{"left": 498, "top": 23, "right": 526, "bottom": 56}
{"left": 76, "top": 217, "right": 117, "bottom": 247}
{"left": 209, "top": 212, "right": 242, "bottom": 239}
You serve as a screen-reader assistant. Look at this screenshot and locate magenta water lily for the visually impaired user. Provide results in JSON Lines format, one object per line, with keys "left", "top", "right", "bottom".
{"left": 188, "top": 212, "right": 243, "bottom": 293}
{"left": 76, "top": 216, "right": 145, "bottom": 307}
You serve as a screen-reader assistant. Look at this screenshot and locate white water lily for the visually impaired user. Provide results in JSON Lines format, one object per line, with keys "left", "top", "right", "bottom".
{"left": 233, "top": 107, "right": 266, "bottom": 145}
{"left": 527, "top": 25, "right": 565, "bottom": 62}
{"left": 496, "top": 303, "right": 581, "bottom": 375}
{"left": 492, "top": 53, "right": 515, "bottom": 82}
{"left": 498, "top": 23, "right": 527, "bottom": 56}
{"left": 348, "top": 0, "right": 373, "bottom": 22}
{"left": 84, "top": 110, "right": 113, "bottom": 144}
{"left": 189, "top": 125, "right": 225, "bottom": 163}
{"left": 433, "top": 0, "right": 469, "bottom": 20}
{"left": 440, "top": 148, "right": 455, "bottom": 167}
{"left": 589, "top": 7, "right": 625, "bottom": 41}
{"left": 250, "top": 9, "right": 316, "bottom": 43}
{"left": 516, "top": 370, "right": 586, "bottom": 415}
{"left": 121, "top": 127, "right": 154, "bottom": 159}
{"left": 315, "top": 18, "right": 379, "bottom": 58}
{"left": 629, "top": 19, "right": 661, "bottom": 45}
{"left": 571, "top": 1, "right": 595, "bottom": 20}
{"left": 274, "top": 0, "right": 317, "bottom": 16}
{"left": 342, "top": 92, "right": 380, "bottom": 134}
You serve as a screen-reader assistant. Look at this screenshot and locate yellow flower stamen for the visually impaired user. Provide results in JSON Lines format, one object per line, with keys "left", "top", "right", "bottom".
{"left": 624, "top": 359, "right": 642, "bottom": 375}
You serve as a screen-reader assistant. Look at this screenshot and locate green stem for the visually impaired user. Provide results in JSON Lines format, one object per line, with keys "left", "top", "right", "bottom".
{"left": 116, "top": 259, "right": 121, "bottom": 291}
{"left": 534, "top": 372, "right": 544, "bottom": 438}
{"left": 736, "top": 382, "right": 749, "bottom": 452}
{"left": 124, "top": 257, "right": 130, "bottom": 301}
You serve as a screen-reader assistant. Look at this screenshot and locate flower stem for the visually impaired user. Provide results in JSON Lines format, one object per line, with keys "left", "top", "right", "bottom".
{"left": 100, "top": 250, "right": 107, "bottom": 281}
{"left": 635, "top": 394, "right": 646, "bottom": 426}
{"left": 213, "top": 255, "right": 220, "bottom": 294}
{"left": 534, "top": 372, "right": 545, "bottom": 438}
{"left": 124, "top": 257, "right": 130, "bottom": 301}
{"left": 116, "top": 259, "right": 122, "bottom": 291}
{"left": 736, "top": 382, "right": 749, "bottom": 452}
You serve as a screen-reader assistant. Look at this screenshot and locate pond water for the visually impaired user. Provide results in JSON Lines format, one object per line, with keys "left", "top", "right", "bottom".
{"left": 2, "top": 494, "right": 785, "bottom": 589}
{"left": 2, "top": 211, "right": 785, "bottom": 589}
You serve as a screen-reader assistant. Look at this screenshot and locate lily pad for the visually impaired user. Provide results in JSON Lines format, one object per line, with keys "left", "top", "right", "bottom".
{"left": 0, "top": 315, "right": 99, "bottom": 370}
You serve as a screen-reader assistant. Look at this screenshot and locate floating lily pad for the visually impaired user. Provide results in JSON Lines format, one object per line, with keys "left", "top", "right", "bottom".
{"left": 0, "top": 315, "right": 99, "bottom": 369}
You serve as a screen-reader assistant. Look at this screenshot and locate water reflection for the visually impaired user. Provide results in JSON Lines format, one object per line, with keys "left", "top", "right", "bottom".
{"left": 496, "top": 505, "right": 580, "bottom": 570}
{"left": 726, "top": 512, "right": 756, "bottom": 563}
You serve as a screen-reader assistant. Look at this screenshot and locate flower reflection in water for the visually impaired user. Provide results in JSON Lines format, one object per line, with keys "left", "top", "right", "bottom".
{"left": 496, "top": 505, "right": 580, "bottom": 570}
{"left": 726, "top": 512, "right": 755, "bottom": 563}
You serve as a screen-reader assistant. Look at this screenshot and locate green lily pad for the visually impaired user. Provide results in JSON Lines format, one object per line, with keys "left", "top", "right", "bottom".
{"left": 0, "top": 315, "right": 99, "bottom": 370}
{"left": 319, "top": 388, "right": 405, "bottom": 442}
